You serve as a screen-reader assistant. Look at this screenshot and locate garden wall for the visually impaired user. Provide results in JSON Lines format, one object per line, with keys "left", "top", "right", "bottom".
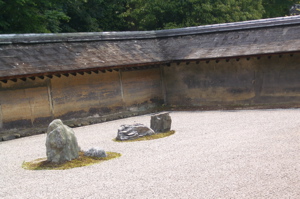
{"left": 1, "top": 52, "right": 300, "bottom": 140}
{"left": 164, "top": 53, "right": 300, "bottom": 107}
{"left": 0, "top": 68, "right": 163, "bottom": 139}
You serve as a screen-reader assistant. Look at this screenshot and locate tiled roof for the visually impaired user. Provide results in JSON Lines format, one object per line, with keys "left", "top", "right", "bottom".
{"left": 1, "top": 16, "right": 300, "bottom": 80}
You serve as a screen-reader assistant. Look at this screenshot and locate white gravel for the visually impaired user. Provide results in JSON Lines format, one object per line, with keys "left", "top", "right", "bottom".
{"left": 1, "top": 109, "right": 300, "bottom": 199}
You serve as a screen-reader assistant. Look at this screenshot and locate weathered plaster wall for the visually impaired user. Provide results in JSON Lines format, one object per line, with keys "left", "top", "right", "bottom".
{"left": 0, "top": 68, "right": 164, "bottom": 133}
{"left": 122, "top": 68, "right": 163, "bottom": 108}
{"left": 0, "top": 79, "right": 52, "bottom": 129}
{"left": 164, "top": 60, "right": 254, "bottom": 105}
{"left": 164, "top": 53, "right": 300, "bottom": 107}
{"left": 257, "top": 55, "right": 300, "bottom": 103}
{"left": 49, "top": 68, "right": 163, "bottom": 121}
{"left": 50, "top": 71, "right": 123, "bottom": 119}
{"left": 1, "top": 53, "right": 300, "bottom": 140}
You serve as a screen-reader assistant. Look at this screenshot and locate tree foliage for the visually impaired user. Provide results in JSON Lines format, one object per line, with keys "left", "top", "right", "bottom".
{"left": 120, "top": 0, "right": 266, "bottom": 30}
{"left": 60, "top": 0, "right": 127, "bottom": 32}
{"left": 0, "top": 0, "right": 70, "bottom": 33}
{"left": 262, "top": 0, "right": 297, "bottom": 18}
{"left": 0, "top": 0, "right": 299, "bottom": 33}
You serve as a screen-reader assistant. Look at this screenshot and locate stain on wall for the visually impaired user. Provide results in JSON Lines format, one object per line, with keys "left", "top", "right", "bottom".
{"left": 164, "top": 53, "right": 300, "bottom": 106}
{"left": 164, "top": 59, "right": 255, "bottom": 105}
{"left": 50, "top": 71, "right": 123, "bottom": 119}
{"left": 122, "top": 68, "right": 163, "bottom": 108}
{"left": 1, "top": 53, "right": 300, "bottom": 131}
{"left": 0, "top": 67, "right": 164, "bottom": 130}
{"left": 258, "top": 55, "right": 300, "bottom": 100}
{"left": 0, "top": 85, "right": 52, "bottom": 128}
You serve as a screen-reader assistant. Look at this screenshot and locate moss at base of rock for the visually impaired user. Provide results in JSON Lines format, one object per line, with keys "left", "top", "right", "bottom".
{"left": 22, "top": 151, "right": 121, "bottom": 170}
{"left": 113, "top": 130, "right": 175, "bottom": 142}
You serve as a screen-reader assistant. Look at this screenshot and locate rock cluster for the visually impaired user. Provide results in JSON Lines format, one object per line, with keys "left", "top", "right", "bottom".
{"left": 43, "top": 112, "right": 172, "bottom": 161}
{"left": 150, "top": 112, "right": 172, "bottom": 133}
{"left": 116, "top": 123, "right": 155, "bottom": 141}
{"left": 45, "top": 119, "right": 80, "bottom": 164}
{"left": 116, "top": 112, "right": 172, "bottom": 141}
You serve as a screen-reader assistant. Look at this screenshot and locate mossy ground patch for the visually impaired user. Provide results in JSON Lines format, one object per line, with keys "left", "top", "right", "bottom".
{"left": 22, "top": 151, "right": 121, "bottom": 170}
{"left": 113, "top": 130, "right": 175, "bottom": 142}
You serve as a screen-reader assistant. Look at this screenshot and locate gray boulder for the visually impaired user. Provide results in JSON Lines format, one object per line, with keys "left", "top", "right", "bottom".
{"left": 2, "top": 134, "right": 16, "bottom": 141}
{"left": 150, "top": 112, "right": 172, "bottom": 133}
{"left": 116, "top": 123, "right": 155, "bottom": 141}
{"left": 45, "top": 119, "right": 80, "bottom": 164}
{"left": 84, "top": 147, "right": 107, "bottom": 158}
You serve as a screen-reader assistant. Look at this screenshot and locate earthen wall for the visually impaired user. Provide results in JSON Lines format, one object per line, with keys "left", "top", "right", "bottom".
{"left": 0, "top": 68, "right": 164, "bottom": 138}
{"left": 1, "top": 53, "right": 300, "bottom": 140}
{"left": 164, "top": 53, "right": 300, "bottom": 107}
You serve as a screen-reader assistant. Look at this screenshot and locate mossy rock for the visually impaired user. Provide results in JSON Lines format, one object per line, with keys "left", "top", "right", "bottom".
{"left": 22, "top": 151, "right": 121, "bottom": 170}
{"left": 113, "top": 130, "right": 175, "bottom": 142}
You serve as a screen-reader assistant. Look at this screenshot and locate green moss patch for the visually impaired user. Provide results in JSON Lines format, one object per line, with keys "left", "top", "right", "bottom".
{"left": 22, "top": 151, "right": 121, "bottom": 170}
{"left": 113, "top": 130, "right": 175, "bottom": 142}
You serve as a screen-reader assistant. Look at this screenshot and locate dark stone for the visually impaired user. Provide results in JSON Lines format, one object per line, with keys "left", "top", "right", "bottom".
{"left": 81, "top": 121, "right": 90, "bottom": 126}
{"left": 68, "top": 123, "right": 75, "bottom": 127}
{"left": 150, "top": 112, "right": 172, "bottom": 133}
{"left": 116, "top": 123, "right": 155, "bottom": 141}
{"left": 2, "top": 134, "right": 16, "bottom": 141}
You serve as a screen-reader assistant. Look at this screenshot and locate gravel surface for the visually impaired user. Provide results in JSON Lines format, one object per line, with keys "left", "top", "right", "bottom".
{"left": 1, "top": 109, "right": 300, "bottom": 199}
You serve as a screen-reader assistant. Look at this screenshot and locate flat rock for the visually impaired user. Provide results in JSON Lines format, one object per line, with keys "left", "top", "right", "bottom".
{"left": 116, "top": 123, "right": 155, "bottom": 141}
{"left": 2, "top": 135, "right": 16, "bottom": 141}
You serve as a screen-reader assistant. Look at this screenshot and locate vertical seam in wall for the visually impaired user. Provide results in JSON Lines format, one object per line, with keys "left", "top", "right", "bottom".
{"left": 0, "top": 103, "right": 2, "bottom": 129}
{"left": 253, "top": 67, "right": 263, "bottom": 100}
{"left": 160, "top": 65, "right": 167, "bottom": 105}
{"left": 119, "top": 70, "right": 125, "bottom": 104}
{"left": 24, "top": 89, "right": 34, "bottom": 126}
{"left": 47, "top": 79, "right": 54, "bottom": 119}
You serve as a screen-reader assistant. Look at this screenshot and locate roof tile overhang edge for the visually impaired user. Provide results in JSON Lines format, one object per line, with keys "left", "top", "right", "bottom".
{"left": 1, "top": 51, "right": 299, "bottom": 83}
{"left": 1, "top": 16, "right": 300, "bottom": 44}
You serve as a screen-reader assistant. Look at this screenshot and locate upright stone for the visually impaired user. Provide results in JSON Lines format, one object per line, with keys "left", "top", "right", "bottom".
{"left": 150, "top": 112, "right": 172, "bottom": 133}
{"left": 45, "top": 119, "right": 80, "bottom": 164}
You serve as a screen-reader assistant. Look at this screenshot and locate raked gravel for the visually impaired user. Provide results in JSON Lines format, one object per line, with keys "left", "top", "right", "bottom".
{"left": 1, "top": 109, "right": 300, "bottom": 199}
